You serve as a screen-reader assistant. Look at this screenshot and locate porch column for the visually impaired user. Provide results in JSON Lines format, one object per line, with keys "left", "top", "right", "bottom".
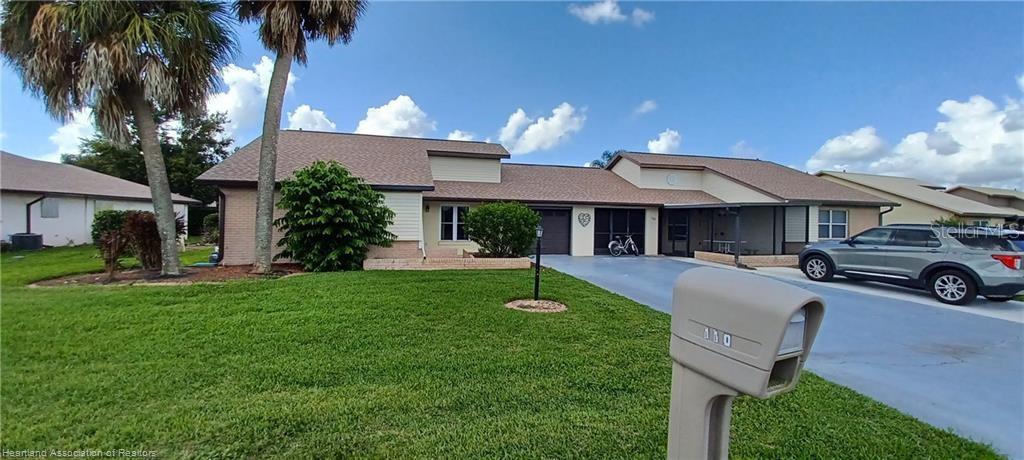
{"left": 733, "top": 207, "right": 742, "bottom": 267}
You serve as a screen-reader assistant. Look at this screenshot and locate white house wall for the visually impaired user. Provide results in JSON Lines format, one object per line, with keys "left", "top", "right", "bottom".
{"left": 571, "top": 206, "right": 595, "bottom": 256}
{"left": 1, "top": 192, "right": 187, "bottom": 246}
{"left": 700, "top": 171, "right": 778, "bottom": 203}
{"left": 428, "top": 156, "right": 501, "bottom": 183}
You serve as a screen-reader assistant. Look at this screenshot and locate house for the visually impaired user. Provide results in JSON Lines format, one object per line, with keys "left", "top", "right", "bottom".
{"left": 945, "top": 185, "right": 1023, "bottom": 227}
{"left": 816, "top": 171, "right": 1018, "bottom": 227}
{"left": 0, "top": 151, "right": 198, "bottom": 246}
{"left": 197, "top": 130, "right": 892, "bottom": 267}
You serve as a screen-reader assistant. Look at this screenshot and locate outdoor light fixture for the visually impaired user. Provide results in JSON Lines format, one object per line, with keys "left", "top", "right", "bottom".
{"left": 534, "top": 225, "right": 544, "bottom": 300}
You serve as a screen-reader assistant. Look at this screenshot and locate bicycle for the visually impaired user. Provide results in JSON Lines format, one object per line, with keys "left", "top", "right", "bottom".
{"left": 608, "top": 234, "right": 640, "bottom": 257}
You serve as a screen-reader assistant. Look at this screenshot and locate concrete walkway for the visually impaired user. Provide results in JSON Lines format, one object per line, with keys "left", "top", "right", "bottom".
{"left": 541, "top": 255, "right": 1024, "bottom": 459}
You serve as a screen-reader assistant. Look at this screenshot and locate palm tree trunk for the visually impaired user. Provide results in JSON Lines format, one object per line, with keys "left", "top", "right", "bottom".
{"left": 253, "top": 49, "right": 294, "bottom": 273}
{"left": 126, "top": 85, "right": 182, "bottom": 276}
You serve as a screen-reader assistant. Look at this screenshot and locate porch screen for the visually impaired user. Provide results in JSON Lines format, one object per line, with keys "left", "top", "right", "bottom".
{"left": 594, "top": 208, "right": 646, "bottom": 254}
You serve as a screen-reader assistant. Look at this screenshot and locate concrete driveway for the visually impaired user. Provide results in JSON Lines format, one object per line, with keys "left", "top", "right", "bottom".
{"left": 541, "top": 255, "right": 1024, "bottom": 459}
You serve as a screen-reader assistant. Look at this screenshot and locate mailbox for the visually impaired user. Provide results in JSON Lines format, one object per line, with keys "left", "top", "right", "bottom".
{"left": 667, "top": 267, "right": 824, "bottom": 460}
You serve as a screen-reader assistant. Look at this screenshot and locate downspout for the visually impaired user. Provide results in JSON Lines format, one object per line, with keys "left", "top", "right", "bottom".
{"left": 217, "top": 190, "right": 226, "bottom": 263}
{"left": 879, "top": 206, "right": 894, "bottom": 226}
{"left": 25, "top": 195, "right": 46, "bottom": 233}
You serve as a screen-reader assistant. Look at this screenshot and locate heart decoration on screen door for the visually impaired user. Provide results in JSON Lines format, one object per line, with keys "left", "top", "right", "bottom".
{"left": 577, "top": 212, "right": 592, "bottom": 227}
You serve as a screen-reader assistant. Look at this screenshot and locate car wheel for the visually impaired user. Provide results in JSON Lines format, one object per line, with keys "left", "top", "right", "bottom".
{"left": 930, "top": 270, "right": 977, "bottom": 305}
{"left": 984, "top": 296, "right": 1014, "bottom": 302}
{"left": 801, "top": 255, "right": 833, "bottom": 282}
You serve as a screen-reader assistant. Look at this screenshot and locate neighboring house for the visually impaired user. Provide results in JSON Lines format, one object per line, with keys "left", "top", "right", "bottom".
{"left": 197, "top": 130, "right": 891, "bottom": 266}
{"left": 945, "top": 185, "right": 1023, "bottom": 227}
{"left": 816, "top": 171, "right": 1017, "bottom": 227}
{"left": 1, "top": 151, "right": 198, "bottom": 246}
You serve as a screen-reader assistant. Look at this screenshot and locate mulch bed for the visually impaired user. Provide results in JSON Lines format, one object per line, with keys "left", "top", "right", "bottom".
{"left": 33, "top": 264, "right": 304, "bottom": 287}
{"left": 504, "top": 299, "right": 568, "bottom": 313}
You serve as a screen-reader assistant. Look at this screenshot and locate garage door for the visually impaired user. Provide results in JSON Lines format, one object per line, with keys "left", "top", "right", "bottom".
{"left": 594, "top": 208, "right": 645, "bottom": 254}
{"left": 534, "top": 208, "right": 571, "bottom": 254}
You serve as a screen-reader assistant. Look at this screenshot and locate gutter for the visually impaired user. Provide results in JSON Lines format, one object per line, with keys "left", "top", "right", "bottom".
{"left": 24, "top": 195, "right": 46, "bottom": 233}
{"left": 879, "top": 206, "right": 894, "bottom": 225}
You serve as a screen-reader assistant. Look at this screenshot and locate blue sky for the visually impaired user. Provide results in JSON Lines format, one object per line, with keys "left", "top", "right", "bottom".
{"left": 2, "top": 1, "right": 1022, "bottom": 187}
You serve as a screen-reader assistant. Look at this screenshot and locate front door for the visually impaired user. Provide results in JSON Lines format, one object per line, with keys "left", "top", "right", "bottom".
{"left": 664, "top": 210, "right": 689, "bottom": 256}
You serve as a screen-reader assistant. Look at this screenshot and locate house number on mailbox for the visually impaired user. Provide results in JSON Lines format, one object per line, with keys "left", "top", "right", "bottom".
{"left": 703, "top": 327, "right": 732, "bottom": 348}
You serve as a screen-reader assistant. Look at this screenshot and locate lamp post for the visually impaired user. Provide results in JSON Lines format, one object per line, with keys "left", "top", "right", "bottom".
{"left": 534, "top": 224, "right": 544, "bottom": 300}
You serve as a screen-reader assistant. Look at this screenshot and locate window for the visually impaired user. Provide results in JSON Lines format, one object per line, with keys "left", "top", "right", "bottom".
{"left": 852, "top": 227, "right": 894, "bottom": 245}
{"left": 818, "top": 209, "right": 847, "bottom": 239}
{"left": 441, "top": 205, "right": 469, "bottom": 241}
{"left": 891, "top": 229, "right": 941, "bottom": 248}
{"left": 40, "top": 198, "right": 59, "bottom": 218}
{"left": 972, "top": 220, "right": 990, "bottom": 227}
{"left": 952, "top": 234, "right": 1015, "bottom": 251}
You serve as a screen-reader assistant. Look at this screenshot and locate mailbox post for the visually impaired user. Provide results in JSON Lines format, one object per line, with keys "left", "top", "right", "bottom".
{"left": 667, "top": 267, "right": 824, "bottom": 460}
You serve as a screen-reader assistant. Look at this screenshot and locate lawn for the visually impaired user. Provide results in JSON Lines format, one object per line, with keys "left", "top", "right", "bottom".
{"left": 1, "top": 247, "right": 999, "bottom": 458}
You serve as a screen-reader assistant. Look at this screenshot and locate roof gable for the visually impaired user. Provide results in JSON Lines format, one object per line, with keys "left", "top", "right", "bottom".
{"left": 609, "top": 152, "right": 894, "bottom": 205}
{"left": 197, "top": 130, "right": 509, "bottom": 189}
{"left": 818, "top": 171, "right": 1016, "bottom": 217}
{"left": 1, "top": 151, "right": 197, "bottom": 203}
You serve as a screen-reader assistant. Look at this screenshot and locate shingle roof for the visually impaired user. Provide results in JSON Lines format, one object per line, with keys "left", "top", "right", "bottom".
{"left": 424, "top": 164, "right": 723, "bottom": 206}
{"left": 947, "top": 185, "right": 1024, "bottom": 201}
{"left": 610, "top": 153, "right": 895, "bottom": 205}
{"left": 197, "top": 130, "right": 509, "bottom": 189}
{"left": 818, "top": 171, "right": 1017, "bottom": 217}
{"left": 1, "top": 151, "right": 198, "bottom": 204}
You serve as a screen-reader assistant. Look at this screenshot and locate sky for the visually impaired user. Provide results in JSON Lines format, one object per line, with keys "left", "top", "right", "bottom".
{"left": 2, "top": 1, "right": 1022, "bottom": 188}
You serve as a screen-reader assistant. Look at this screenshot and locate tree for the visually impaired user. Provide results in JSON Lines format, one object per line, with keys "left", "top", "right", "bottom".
{"left": 1, "top": 1, "right": 235, "bottom": 276}
{"left": 463, "top": 202, "right": 541, "bottom": 258}
{"left": 63, "top": 112, "right": 233, "bottom": 205}
{"left": 274, "top": 161, "right": 395, "bottom": 272}
{"left": 589, "top": 149, "right": 627, "bottom": 168}
{"left": 236, "top": 0, "right": 367, "bottom": 274}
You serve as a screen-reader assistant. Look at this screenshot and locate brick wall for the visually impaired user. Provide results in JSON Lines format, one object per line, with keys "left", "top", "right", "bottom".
{"left": 221, "top": 187, "right": 422, "bottom": 266}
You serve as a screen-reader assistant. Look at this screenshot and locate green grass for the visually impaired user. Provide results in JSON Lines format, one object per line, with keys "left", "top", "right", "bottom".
{"left": 1, "top": 247, "right": 999, "bottom": 458}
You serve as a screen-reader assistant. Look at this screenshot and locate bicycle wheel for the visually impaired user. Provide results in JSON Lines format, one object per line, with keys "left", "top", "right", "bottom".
{"left": 630, "top": 242, "right": 640, "bottom": 256}
{"left": 608, "top": 241, "right": 624, "bottom": 257}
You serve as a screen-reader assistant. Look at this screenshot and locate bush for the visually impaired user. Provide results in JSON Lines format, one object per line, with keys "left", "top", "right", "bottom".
{"left": 463, "top": 202, "right": 540, "bottom": 258}
{"left": 92, "top": 210, "right": 131, "bottom": 275}
{"left": 201, "top": 213, "right": 219, "bottom": 244}
{"left": 274, "top": 161, "right": 396, "bottom": 271}
{"left": 122, "top": 211, "right": 186, "bottom": 271}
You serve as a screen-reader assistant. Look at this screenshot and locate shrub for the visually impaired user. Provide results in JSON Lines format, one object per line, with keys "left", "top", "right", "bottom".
{"left": 201, "top": 213, "right": 219, "bottom": 244}
{"left": 122, "top": 211, "right": 186, "bottom": 271}
{"left": 463, "top": 202, "right": 540, "bottom": 258}
{"left": 274, "top": 161, "right": 396, "bottom": 271}
{"left": 92, "top": 210, "right": 131, "bottom": 275}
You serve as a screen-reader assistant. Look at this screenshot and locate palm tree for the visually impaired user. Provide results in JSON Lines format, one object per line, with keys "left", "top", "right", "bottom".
{"left": 236, "top": 0, "right": 367, "bottom": 274}
{"left": 1, "top": 0, "right": 235, "bottom": 276}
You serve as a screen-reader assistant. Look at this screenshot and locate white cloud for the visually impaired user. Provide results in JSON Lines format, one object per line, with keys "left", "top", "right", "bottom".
{"left": 647, "top": 128, "right": 680, "bottom": 154}
{"left": 287, "top": 104, "right": 336, "bottom": 131}
{"left": 806, "top": 126, "right": 888, "bottom": 171}
{"left": 631, "top": 7, "right": 655, "bottom": 26}
{"left": 499, "top": 103, "right": 586, "bottom": 154}
{"left": 354, "top": 95, "right": 436, "bottom": 138}
{"left": 207, "top": 56, "right": 297, "bottom": 138}
{"left": 447, "top": 129, "right": 475, "bottom": 141}
{"left": 568, "top": 0, "right": 653, "bottom": 27}
{"left": 730, "top": 140, "right": 761, "bottom": 159}
{"left": 46, "top": 108, "right": 96, "bottom": 162}
{"left": 633, "top": 99, "right": 657, "bottom": 116}
{"left": 806, "top": 79, "right": 1024, "bottom": 188}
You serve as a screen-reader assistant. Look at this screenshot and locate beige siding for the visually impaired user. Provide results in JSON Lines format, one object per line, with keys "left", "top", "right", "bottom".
{"left": 644, "top": 207, "right": 659, "bottom": 255}
{"left": 423, "top": 201, "right": 480, "bottom": 257}
{"left": 610, "top": 159, "right": 643, "bottom": 186}
{"left": 429, "top": 156, "right": 501, "bottom": 183}
{"left": 571, "top": 206, "right": 595, "bottom": 256}
{"left": 635, "top": 168, "right": 703, "bottom": 190}
{"left": 818, "top": 176, "right": 959, "bottom": 225}
{"left": 821, "top": 206, "right": 880, "bottom": 237}
{"left": 221, "top": 187, "right": 286, "bottom": 265}
{"left": 382, "top": 192, "right": 423, "bottom": 241}
{"left": 700, "top": 171, "right": 779, "bottom": 203}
